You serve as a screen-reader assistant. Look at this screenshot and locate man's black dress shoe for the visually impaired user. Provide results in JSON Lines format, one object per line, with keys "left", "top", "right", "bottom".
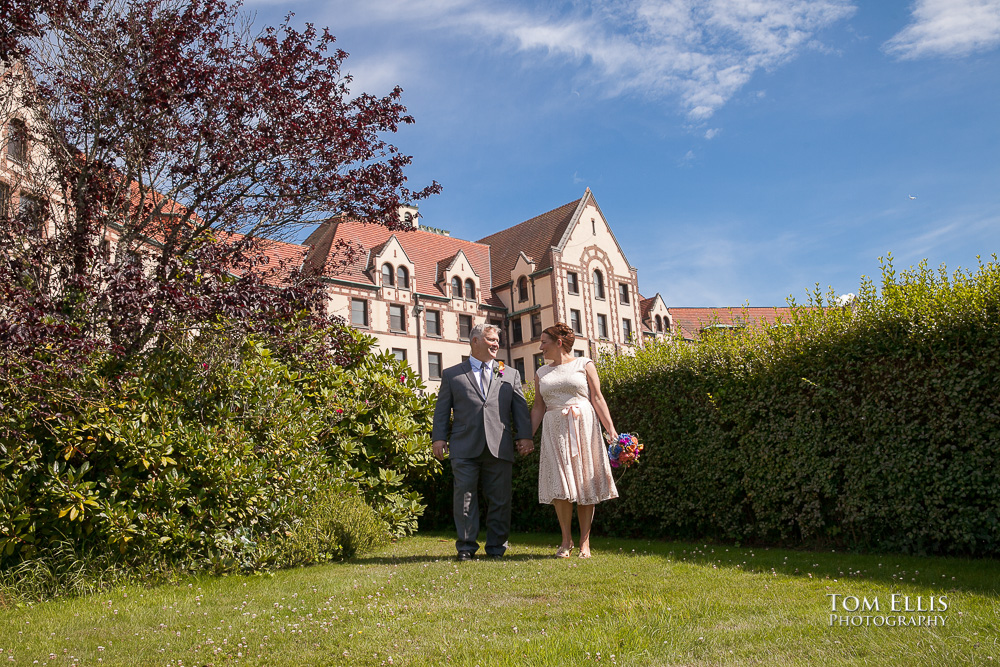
{"left": 456, "top": 552, "right": 474, "bottom": 562}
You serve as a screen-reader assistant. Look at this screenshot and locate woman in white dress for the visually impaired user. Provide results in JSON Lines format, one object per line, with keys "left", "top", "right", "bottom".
{"left": 530, "top": 323, "right": 618, "bottom": 558}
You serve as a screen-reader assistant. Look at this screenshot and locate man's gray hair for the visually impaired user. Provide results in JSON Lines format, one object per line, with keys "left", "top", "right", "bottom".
{"left": 470, "top": 322, "right": 500, "bottom": 342}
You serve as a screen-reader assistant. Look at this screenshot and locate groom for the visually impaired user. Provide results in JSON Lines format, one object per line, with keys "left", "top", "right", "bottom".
{"left": 432, "top": 323, "right": 533, "bottom": 560}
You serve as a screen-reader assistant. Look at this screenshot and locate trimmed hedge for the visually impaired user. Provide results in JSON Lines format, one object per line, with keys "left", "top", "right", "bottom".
{"left": 418, "top": 257, "right": 1000, "bottom": 557}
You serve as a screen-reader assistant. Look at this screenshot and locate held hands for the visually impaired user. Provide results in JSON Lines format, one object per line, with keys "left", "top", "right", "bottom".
{"left": 516, "top": 438, "right": 534, "bottom": 456}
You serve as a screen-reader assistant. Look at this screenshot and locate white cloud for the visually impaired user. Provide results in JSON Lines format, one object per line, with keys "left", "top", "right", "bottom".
{"left": 325, "top": 0, "right": 856, "bottom": 119}
{"left": 343, "top": 55, "right": 416, "bottom": 97}
{"left": 883, "top": 0, "right": 1000, "bottom": 59}
{"left": 704, "top": 128, "right": 721, "bottom": 139}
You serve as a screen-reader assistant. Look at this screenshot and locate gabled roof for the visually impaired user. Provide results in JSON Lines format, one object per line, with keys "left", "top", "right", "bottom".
{"left": 304, "top": 218, "right": 501, "bottom": 306}
{"left": 639, "top": 293, "right": 669, "bottom": 333}
{"left": 478, "top": 188, "right": 635, "bottom": 288}
{"left": 639, "top": 293, "right": 661, "bottom": 320}
{"left": 668, "top": 307, "right": 797, "bottom": 341}
{"left": 477, "top": 196, "right": 582, "bottom": 287}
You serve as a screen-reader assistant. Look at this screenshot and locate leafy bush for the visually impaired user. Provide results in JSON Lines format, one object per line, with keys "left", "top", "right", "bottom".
{"left": 595, "top": 256, "right": 1000, "bottom": 556}
{"left": 0, "top": 317, "right": 437, "bottom": 577}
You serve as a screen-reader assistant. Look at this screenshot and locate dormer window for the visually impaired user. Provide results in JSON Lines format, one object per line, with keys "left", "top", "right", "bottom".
{"left": 382, "top": 263, "right": 394, "bottom": 286}
{"left": 655, "top": 315, "right": 663, "bottom": 332}
{"left": 464, "top": 278, "right": 475, "bottom": 301}
{"left": 517, "top": 276, "right": 528, "bottom": 302}
{"left": 451, "top": 276, "right": 462, "bottom": 298}
{"left": 397, "top": 265, "right": 409, "bottom": 289}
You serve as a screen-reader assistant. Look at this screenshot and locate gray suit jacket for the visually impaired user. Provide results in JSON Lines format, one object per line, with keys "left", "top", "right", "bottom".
{"left": 431, "top": 360, "right": 532, "bottom": 462}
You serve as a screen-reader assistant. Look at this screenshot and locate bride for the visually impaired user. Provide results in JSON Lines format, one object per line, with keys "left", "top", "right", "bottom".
{"left": 530, "top": 323, "right": 618, "bottom": 558}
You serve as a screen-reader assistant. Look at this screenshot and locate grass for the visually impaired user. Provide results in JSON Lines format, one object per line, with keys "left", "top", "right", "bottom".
{"left": 1, "top": 532, "right": 998, "bottom": 665}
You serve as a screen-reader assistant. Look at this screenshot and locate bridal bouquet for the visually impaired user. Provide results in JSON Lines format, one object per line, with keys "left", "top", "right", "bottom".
{"left": 607, "top": 433, "right": 643, "bottom": 469}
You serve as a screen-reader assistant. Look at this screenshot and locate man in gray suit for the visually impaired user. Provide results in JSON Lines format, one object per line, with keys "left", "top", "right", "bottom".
{"left": 432, "top": 323, "right": 533, "bottom": 560}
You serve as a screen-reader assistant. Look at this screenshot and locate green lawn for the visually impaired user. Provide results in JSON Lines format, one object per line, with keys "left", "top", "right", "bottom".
{"left": 2, "top": 533, "right": 998, "bottom": 665}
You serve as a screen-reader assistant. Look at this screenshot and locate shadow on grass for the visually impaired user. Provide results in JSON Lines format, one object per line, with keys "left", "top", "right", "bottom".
{"left": 364, "top": 530, "right": 1000, "bottom": 596}
{"left": 347, "top": 553, "right": 553, "bottom": 565}
{"left": 593, "top": 534, "right": 1000, "bottom": 596}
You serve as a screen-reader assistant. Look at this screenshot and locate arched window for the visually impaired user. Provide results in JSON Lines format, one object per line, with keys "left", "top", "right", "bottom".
{"left": 381, "top": 263, "right": 394, "bottom": 286}
{"left": 592, "top": 269, "right": 605, "bottom": 299}
{"left": 517, "top": 276, "right": 529, "bottom": 302}
{"left": 397, "top": 265, "right": 409, "bottom": 289}
{"left": 451, "top": 276, "right": 462, "bottom": 298}
{"left": 464, "top": 278, "right": 475, "bottom": 301}
{"left": 655, "top": 315, "right": 663, "bottom": 332}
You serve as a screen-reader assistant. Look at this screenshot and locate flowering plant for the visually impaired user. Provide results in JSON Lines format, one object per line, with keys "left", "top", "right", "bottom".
{"left": 607, "top": 433, "right": 643, "bottom": 469}
{"left": 496, "top": 361, "right": 505, "bottom": 377}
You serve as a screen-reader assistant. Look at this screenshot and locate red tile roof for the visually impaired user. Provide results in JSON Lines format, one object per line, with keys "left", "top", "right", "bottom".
{"left": 212, "top": 231, "right": 308, "bottom": 284}
{"left": 476, "top": 197, "right": 582, "bottom": 287}
{"left": 303, "top": 218, "right": 503, "bottom": 307}
{"left": 667, "top": 307, "right": 798, "bottom": 341}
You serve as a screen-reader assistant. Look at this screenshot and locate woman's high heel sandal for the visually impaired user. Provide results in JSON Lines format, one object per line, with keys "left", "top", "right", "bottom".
{"left": 555, "top": 545, "right": 573, "bottom": 558}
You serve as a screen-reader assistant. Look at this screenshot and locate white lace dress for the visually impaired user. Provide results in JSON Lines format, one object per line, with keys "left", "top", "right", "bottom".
{"left": 536, "top": 357, "right": 619, "bottom": 505}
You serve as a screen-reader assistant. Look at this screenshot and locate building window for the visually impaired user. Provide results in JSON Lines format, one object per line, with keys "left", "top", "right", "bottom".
{"left": 0, "top": 182, "right": 10, "bottom": 216}
{"left": 351, "top": 298, "right": 368, "bottom": 327}
{"left": 592, "top": 269, "right": 605, "bottom": 300}
{"left": 381, "top": 263, "right": 394, "bottom": 286}
{"left": 513, "top": 358, "right": 526, "bottom": 379}
{"left": 570, "top": 309, "right": 582, "bottom": 335}
{"left": 533, "top": 353, "right": 545, "bottom": 369}
{"left": 428, "top": 352, "right": 442, "bottom": 380}
{"left": 530, "top": 312, "right": 542, "bottom": 339}
{"left": 573, "top": 349, "right": 585, "bottom": 358}
{"left": 19, "top": 194, "right": 46, "bottom": 236}
{"left": 517, "top": 276, "right": 529, "bottom": 302}
{"left": 425, "top": 309, "right": 441, "bottom": 337}
{"left": 99, "top": 237, "right": 111, "bottom": 262}
{"left": 459, "top": 314, "right": 472, "bottom": 341}
{"left": 389, "top": 304, "right": 406, "bottom": 332}
{"left": 489, "top": 319, "right": 505, "bottom": 345}
{"left": 392, "top": 348, "right": 407, "bottom": 361}
{"left": 591, "top": 218, "right": 596, "bottom": 235}
{"left": 397, "top": 266, "right": 409, "bottom": 289}
{"left": 597, "top": 314, "right": 608, "bottom": 339}
{"left": 566, "top": 271, "right": 579, "bottom": 294}
{"left": 464, "top": 278, "right": 475, "bottom": 301}
{"left": 655, "top": 315, "right": 663, "bottom": 332}
{"left": 619, "top": 283, "right": 630, "bottom": 304}
{"left": 6, "top": 120, "right": 27, "bottom": 163}
{"left": 511, "top": 317, "right": 523, "bottom": 344}
{"left": 623, "top": 318, "right": 633, "bottom": 341}
{"left": 451, "top": 276, "right": 462, "bottom": 298}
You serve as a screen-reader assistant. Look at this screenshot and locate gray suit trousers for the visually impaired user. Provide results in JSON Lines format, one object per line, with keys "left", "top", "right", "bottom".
{"left": 451, "top": 448, "right": 512, "bottom": 556}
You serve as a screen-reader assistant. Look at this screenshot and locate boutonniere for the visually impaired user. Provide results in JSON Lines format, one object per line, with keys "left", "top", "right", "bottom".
{"left": 496, "top": 361, "right": 505, "bottom": 377}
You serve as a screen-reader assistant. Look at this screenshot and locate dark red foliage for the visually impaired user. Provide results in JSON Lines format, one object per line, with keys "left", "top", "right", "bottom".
{"left": 1, "top": 0, "right": 438, "bottom": 387}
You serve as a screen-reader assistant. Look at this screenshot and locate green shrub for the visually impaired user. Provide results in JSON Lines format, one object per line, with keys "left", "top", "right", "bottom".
{"left": 0, "top": 317, "right": 437, "bottom": 579}
{"left": 596, "top": 256, "right": 1000, "bottom": 556}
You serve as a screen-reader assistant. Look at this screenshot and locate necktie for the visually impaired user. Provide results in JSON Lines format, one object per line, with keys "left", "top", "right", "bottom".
{"left": 480, "top": 363, "right": 490, "bottom": 397}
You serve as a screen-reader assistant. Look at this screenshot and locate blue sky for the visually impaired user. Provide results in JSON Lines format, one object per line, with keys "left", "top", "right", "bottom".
{"left": 248, "top": 0, "right": 1000, "bottom": 306}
